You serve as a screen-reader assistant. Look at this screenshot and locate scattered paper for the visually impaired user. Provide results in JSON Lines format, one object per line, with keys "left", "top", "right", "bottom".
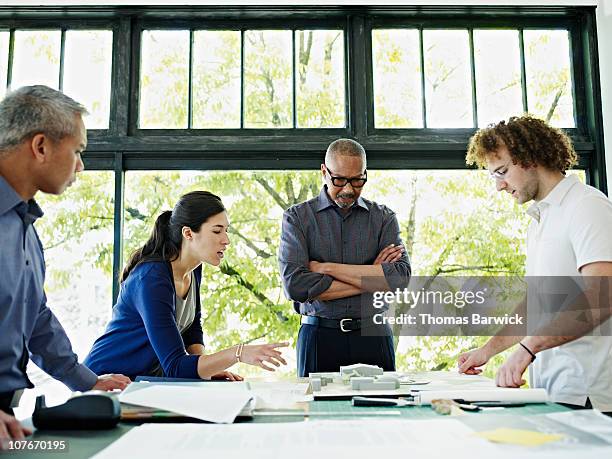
{"left": 475, "top": 428, "right": 564, "bottom": 446}
{"left": 119, "top": 384, "right": 252, "bottom": 423}
{"left": 546, "top": 410, "right": 612, "bottom": 444}
{"left": 248, "top": 381, "right": 312, "bottom": 408}
{"left": 92, "top": 419, "right": 498, "bottom": 459}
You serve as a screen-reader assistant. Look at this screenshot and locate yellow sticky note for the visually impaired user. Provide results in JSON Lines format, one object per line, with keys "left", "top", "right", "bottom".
{"left": 474, "top": 428, "right": 565, "bottom": 446}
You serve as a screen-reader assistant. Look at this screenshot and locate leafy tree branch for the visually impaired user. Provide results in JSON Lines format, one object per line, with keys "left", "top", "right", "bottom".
{"left": 219, "top": 263, "right": 289, "bottom": 323}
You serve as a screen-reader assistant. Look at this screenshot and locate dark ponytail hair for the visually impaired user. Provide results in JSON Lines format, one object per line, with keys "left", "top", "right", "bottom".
{"left": 121, "top": 191, "right": 225, "bottom": 282}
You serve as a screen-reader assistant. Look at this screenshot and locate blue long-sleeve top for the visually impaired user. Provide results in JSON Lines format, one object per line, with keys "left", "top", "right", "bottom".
{"left": 84, "top": 261, "right": 204, "bottom": 379}
{"left": 0, "top": 176, "right": 97, "bottom": 393}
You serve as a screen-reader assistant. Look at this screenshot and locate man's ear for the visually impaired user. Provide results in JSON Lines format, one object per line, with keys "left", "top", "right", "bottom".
{"left": 29, "top": 134, "right": 48, "bottom": 163}
{"left": 320, "top": 163, "right": 326, "bottom": 179}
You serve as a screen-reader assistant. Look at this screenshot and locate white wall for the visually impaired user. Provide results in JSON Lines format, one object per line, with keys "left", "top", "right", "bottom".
{"left": 597, "top": 0, "right": 612, "bottom": 193}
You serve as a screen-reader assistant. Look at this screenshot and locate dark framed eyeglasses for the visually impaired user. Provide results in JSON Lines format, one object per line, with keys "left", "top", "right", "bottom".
{"left": 325, "top": 165, "right": 368, "bottom": 188}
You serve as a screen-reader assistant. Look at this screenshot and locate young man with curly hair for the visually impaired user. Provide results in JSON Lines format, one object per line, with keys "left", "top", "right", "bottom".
{"left": 457, "top": 115, "right": 612, "bottom": 414}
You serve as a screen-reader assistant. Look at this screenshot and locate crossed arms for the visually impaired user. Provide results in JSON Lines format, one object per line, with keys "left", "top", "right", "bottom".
{"left": 308, "top": 244, "right": 405, "bottom": 300}
{"left": 279, "top": 208, "right": 411, "bottom": 303}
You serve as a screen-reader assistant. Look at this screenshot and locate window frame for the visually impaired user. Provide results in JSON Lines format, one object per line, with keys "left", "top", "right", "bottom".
{"left": 0, "top": 5, "right": 605, "bottom": 301}
{"left": 366, "top": 21, "right": 580, "bottom": 133}
{"left": 0, "top": 18, "right": 118, "bottom": 130}
{"left": 132, "top": 18, "right": 349, "bottom": 133}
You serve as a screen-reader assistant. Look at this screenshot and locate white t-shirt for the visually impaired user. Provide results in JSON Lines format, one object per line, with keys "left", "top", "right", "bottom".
{"left": 525, "top": 174, "right": 612, "bottom": 410}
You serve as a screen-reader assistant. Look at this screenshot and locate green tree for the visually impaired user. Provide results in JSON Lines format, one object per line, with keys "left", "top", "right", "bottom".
{"left": 34, "top": 29, "right": 574, "bottom": 378}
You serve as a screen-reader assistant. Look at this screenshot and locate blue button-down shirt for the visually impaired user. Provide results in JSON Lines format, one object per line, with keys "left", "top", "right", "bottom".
{"left": 279, "top": 186, "right": 411, "bottom": 319}
{"left": 0, "top": 175, "right": 97, "bottom": 394}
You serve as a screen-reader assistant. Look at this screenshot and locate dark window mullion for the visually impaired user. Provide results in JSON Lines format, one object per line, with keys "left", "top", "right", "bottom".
{"left": 292, "top": 30, "right": 297, "bottom": 129}
{"left": 6, "top": 28, "right": 14, "bottom": 89}
{"left": 348, "top": 15, "right": 367, "bottom": 137}
{"left": 346, "top": 17, "right": 354, "bottom": 134}
{"left": 188, "top": 29, "right": 194, "bottom": 129}
{"left": 110, "top": 17, "right": 132, "bottom": 137}
{"left": 468, "top": 28, "right": 478, "bottom": 128}
{"left": 130, "top": 25, "right": 143, "bottom": 132}
{"left": 519, "top": 28, "right": 529, "bottom": 113}
{"left": 419, "top": 27, "right": 427, "bottom": 128}
{"left": 567, "top": 26, "right": 579, "bottom": 129}
{"left": 343, "top": 21, "right": 349, "bottom": 130}
{"left": 112, "top": 151, "right": 124, "bottom": 305}
{"left": 240, "top": 29, "right": 245, "bottom": 129}
{"left": 59, "top": 28, "right": 66, "bottom": 91}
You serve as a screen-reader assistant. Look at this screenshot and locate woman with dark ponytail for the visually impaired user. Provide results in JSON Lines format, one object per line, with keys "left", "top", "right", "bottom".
{"left": 85, "top": 191, "right": 287, "bottom": 380}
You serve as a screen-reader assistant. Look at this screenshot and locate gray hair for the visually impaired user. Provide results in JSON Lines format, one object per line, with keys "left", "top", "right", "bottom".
{"left": 0, "top": 85, "right": 87, "bottom": 153}
{"left": 325, "top": 138, "right": 367, "bottom": 164}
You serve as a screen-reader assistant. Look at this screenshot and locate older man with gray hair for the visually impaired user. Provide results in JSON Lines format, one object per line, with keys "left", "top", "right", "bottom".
{"left": 0, "top": 86, "right": 129, "bottom": 447}
{"left": 280, "top": 138, "right": 411, "bottom": 376}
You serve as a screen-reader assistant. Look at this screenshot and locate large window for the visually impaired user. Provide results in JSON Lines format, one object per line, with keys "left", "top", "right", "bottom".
{"left": 137, "top": 25, "right": 576, "bottom": 131}
{"left": 15, "top": 172, "right": 115, "bottom": 420}
{"left": 0, "top": 6, "right": 604, "bottom": 405}
{"left": 118, "top": 169, "right": 535, "bottom": 376}
{"left": 372, "top": 28, "right": 575, "bottom": 129}
{"left": 139, "top": 28, "right": 345, "bottom": 129}
{"left": 0, "top": 29, "right": 113, "bottom": 128}
{"left": 34, "top": 171, "right": 115, "bottom": 359}
{"left": 0, "top": 8, "right": 600, "bottom": 178}
{"left": 30, "top": 168, "right": 583, "bottom": 379}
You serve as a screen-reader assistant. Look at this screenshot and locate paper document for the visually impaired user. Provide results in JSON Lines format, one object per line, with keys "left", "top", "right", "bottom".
{"left": 119, "top": 383, "right": 252, "bottom": 423}
{"left": 463, "top": 410, "right": 612, "bottom": 453}
{"left": 418, "top": 388, "right": 548, "bottom": 405}
{"left": 93, "top": 418, "right": 498, "bottom": 459}
{"left": 399, "top": 371, "right": 496, "bottom": 390}
{"left": 247, "top": 381, "right": 312, "bottom": 408}
{"left": 546, "top": 410, "right": 612, "bottom": 444}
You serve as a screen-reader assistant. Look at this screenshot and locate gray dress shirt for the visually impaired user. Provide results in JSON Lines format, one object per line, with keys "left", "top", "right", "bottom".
{"left": 0, "top": 175, "right": 97, "bottom": 394}
{"left": 279, "top": 186, "right": 411, "bottom": 319}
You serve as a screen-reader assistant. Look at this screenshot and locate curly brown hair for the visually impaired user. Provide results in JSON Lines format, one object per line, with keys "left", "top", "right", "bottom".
{"left": 466, "top": 114, "right": 578, "bottom": 172}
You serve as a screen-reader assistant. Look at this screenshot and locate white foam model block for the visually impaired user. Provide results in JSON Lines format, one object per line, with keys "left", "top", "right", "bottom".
{"left": 308, "top": 372, "right": 337, "bottom": 384}
{"left": 351, "top": 377, "right": 400, "bottom": 391}
{"left": 340, "top": 364, "right": 384, "bottom": 377}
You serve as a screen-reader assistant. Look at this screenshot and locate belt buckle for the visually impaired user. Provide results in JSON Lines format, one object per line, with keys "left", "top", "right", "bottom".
{"left": 340, "top": 318, "right": 352, "bottom": 332}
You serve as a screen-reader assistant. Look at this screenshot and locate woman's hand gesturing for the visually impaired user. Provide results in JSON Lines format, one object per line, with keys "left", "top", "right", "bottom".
{"left": 240, "top": 342, "right": 289, "bottom": 371}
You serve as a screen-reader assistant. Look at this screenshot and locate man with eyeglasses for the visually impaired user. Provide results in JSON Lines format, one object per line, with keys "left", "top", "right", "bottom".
{"left": 457, "top": 115, "right": 612, "bottom": 415}
{"left": 279, "top": 138, "right": 411, "bottom": 376}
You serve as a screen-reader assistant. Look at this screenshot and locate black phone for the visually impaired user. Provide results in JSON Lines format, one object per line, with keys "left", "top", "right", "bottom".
{"left": 32, "top": 392, "right": 121, "bottom": 430}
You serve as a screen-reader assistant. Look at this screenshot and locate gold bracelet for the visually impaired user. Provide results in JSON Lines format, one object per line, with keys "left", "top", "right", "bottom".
{"left": 235, "top": 343, "right": 244, "bottom": 363}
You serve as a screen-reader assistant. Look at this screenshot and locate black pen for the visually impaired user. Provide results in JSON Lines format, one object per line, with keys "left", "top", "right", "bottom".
{"left": 352, "top": 396, "right": 415, "bottom": 407}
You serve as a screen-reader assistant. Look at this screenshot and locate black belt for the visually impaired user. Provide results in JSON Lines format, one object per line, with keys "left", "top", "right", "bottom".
{"left": 0, "top": 391, "right": 15, "bottom": 413}
{"left": 301, "top": 315, "right": 376, "bottom": 332}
